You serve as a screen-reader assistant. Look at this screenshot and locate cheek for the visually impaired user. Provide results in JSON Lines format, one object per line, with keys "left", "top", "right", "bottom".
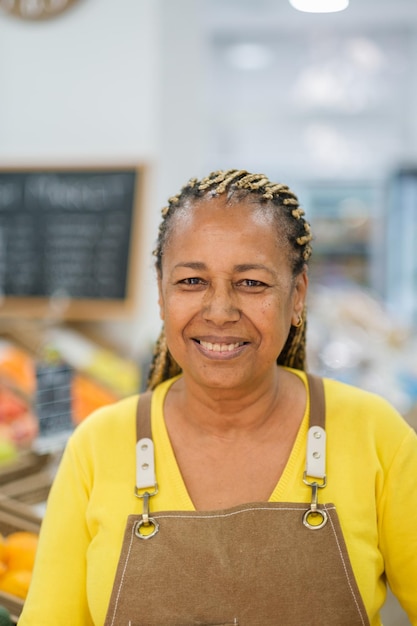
{"left": 163, "top": 291, "right": 201, "bottom": 328}
{"left": 258, "top": 297, "right": 291, "bottom": 331}
{"left": 259, "top": 294, "right": 282, "bottom": 317}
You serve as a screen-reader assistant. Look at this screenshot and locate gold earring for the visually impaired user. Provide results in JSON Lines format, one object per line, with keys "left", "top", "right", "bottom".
{"left": 294, "top": 315, "right": 303, "bottom": 328}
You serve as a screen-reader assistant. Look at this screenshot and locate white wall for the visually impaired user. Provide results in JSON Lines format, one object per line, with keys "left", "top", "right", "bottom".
{"left": 0, "top": 0, "right": 208, "bottom": 360}
{"left": 0, "top": 0, "right": 158, "bottom": 161}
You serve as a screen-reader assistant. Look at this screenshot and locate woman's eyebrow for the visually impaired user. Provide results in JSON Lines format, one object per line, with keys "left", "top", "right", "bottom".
{"left": 234, "top": 263, "right": 275, "bottom": 277}
{"left": 173, "top": 262, "right": 276, "bottom": 277}
{"left": 173, "top": 262, "right": 207, "bottom": 271}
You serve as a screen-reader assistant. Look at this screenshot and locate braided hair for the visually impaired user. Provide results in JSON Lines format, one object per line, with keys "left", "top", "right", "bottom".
{"left": 147, "top": 169, "right": 312, "bottom": 390}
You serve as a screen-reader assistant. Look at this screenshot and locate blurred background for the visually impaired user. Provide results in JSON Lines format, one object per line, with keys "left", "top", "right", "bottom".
{"left": 0, "top": 0, "right": 416, "bottom": 622}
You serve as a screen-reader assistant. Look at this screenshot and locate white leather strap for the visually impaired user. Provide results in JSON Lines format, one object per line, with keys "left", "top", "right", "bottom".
{"left": 305, "top": 426, "right": 326, "bottom": 480}
{"left": 135, "top": 437, "right": 156, "bottom": 490}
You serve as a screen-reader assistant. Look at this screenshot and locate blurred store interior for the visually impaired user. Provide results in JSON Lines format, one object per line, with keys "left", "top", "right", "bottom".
{"left": 0, "top": 0, "right": 417, "bottom": 434}
{"left": 1, "top": 0, "right": 415, "bottom": 410}
{"left": 0, "top": 0, "right": 416, "bottom": 456}
{"left": 0, "top": 0, "right": 416, "bottom": 621}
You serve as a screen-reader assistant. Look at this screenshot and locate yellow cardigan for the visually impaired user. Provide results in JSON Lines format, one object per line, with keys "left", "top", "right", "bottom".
{"left": 19, "top": 370, "right": 417, "bottom": 626}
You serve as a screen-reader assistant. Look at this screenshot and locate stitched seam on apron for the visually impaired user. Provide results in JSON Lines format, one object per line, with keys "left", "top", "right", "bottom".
{"left": 108, "top": 523, "right": 137, "bottom": 626}
{"left": 325, "top": 504, "right": 368, "bottom": 626}
{"left": 151, "top": 504, "right": 336, "bottom": 520}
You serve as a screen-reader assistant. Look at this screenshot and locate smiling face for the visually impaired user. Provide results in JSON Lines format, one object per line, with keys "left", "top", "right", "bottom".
{"left": 157, "top": 195, "right": 308, "bottom": 393}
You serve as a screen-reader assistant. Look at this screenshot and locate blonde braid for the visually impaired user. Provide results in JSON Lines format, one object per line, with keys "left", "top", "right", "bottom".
{"left": 147, "top": 327, "right": 181, "bottom": 390}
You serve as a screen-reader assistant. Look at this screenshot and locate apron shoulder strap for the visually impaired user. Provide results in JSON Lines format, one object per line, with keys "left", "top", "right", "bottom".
{"left": 305, "top": 373, "right": 327, "bottom": 483}
{"left": 306, "top": 373, "right": 325, "bottom": 429}
{"left": 136, "top": 390, "right": 153, "bottom": 442}
{"left": 135, "top": 390, "right": 157, "bottom": 494}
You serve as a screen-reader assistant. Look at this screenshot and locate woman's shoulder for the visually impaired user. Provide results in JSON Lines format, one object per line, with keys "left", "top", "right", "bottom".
{"left": 322, "top": 375, "right": 400, "bottom": 412}
{"left": 321, "top": 375, "right": 414, "bottom": 440}
{"left": 291, "top": 367, "right": 402, "bottom": 417}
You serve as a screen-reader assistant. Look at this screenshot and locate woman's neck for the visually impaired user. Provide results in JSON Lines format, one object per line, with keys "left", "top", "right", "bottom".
{"left": 164, "top": 367, "right": 305, "bottom": 440}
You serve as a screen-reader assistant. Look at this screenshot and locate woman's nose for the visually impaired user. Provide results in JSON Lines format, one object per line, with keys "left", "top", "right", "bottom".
{"left": 202, "top": 284, "right": 241, "bottom": 325}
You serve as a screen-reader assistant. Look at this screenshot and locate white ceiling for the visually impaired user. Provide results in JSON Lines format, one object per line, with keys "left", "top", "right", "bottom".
{"left": 202, "top": 0, "right": 417, "bottom": 34}
{"left": 200, "top": 0, "right": 417, "bottom": 183}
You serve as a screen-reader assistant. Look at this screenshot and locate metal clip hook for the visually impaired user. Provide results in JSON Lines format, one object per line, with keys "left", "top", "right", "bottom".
{"left": 310, "top": 481, "right": 319, "bottom": 513}
{"left": 142, "top": 491, "right": 150, "bottom": 526}
{"left": 302, "top": 479, "right": 328, "bottom": 530}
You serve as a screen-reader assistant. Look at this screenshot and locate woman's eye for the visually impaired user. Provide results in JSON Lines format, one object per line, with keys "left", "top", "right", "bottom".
{"left": 178, "top": 277, "right": 205, "bottom": 286}
{"left": 238, "top": 279, "right": 267, "bottom": 288}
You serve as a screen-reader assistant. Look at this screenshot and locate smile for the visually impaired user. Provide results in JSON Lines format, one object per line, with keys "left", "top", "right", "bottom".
{"left": 198, "top": 340, "right": 244, "bottom": 353}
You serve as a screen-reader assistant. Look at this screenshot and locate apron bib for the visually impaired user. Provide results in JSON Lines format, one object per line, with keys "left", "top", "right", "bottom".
{"left": 104, "top": 375, "right": 370, "bottom": 626}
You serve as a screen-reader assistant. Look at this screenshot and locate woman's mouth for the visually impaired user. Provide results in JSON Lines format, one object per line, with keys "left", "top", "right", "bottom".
{"left": 193, "top": 338, "right": 248, "bottom": 358}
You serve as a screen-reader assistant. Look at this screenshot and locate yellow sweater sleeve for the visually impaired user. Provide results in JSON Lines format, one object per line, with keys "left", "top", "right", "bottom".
{"left": 18, "top": 436, "right": 95, "bottom": 625}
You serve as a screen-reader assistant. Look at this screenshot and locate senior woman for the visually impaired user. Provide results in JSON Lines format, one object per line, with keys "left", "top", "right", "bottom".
{"left": 19, "top": 170, "right": 417, "bottom": 625}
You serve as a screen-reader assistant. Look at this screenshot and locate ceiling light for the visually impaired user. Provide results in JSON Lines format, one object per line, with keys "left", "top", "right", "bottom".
{"left": 289, "top": 0, "right": 349, "bottom": 13}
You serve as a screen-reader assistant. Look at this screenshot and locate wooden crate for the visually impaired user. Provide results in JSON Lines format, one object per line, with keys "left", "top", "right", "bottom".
{"left": 0, "top": 452, "right": 50, "bottom": 487}
{"left": 0, "top": 510, "right": 41, "bottom": 623}
{"left": 0, "top": 470, "right": 52, "bottom": 524}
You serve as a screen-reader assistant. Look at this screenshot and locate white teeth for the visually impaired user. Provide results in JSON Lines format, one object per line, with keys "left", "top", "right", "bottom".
{"left": 199, "top": 341, "right": 242, "bottom": 352}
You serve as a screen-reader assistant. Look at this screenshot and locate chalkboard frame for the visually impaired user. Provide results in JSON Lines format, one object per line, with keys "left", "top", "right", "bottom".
{"left": 0, "top": 164, "right": 146, "bottom": 320}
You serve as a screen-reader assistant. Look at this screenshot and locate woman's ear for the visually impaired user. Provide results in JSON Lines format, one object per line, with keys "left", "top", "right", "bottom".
{"left": 291, "top": 267, "right": 308, "bottom": 325}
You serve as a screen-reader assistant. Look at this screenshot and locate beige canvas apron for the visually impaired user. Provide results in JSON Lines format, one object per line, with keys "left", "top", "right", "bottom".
{"left": 104, "top": 375, "right": 370, "bottom": 626}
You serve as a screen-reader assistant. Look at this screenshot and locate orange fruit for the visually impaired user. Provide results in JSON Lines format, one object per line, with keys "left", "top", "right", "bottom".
{"left": 4, "top": 531, "right": 38, "bottom": 571}
{"left": 0, "top": 569, "right": 32, "bottom": 598}
{"left": 71, "top": 374, "right": 119, "bottom": 424}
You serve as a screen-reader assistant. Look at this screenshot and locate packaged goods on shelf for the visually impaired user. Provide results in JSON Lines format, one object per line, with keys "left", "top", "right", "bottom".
{"left": 307, "top": 284, "right": 417, "bottom": 419}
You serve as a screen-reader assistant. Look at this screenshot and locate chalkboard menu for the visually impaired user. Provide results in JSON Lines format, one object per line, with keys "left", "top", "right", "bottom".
{"left": 0, "top": 166, "right": 143, "bottom": 319}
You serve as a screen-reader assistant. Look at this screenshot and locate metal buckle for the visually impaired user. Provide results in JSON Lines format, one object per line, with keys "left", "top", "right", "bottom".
{"left": 302, "top": 473, "right": 328, "bottom": 530}
{"left": 134, "top": 483, "right": 159, "bottom": 499}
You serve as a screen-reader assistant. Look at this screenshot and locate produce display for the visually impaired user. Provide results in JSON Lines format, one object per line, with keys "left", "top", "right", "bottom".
{"left": 0, "top": 343, "right": 38, "bottom": 458}
{"left": 0, "top": 322, "right": 142, "bottom": 620}
{"left": 0, "top": 324, "right": 141, "bottom": 461}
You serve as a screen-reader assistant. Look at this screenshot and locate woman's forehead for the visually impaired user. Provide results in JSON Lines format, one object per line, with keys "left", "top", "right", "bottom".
{"left": 161, "top": 197, "right": 292, "bottom": 271}
{"left": 169, "top": 194, "right": 277, "bottom": 231}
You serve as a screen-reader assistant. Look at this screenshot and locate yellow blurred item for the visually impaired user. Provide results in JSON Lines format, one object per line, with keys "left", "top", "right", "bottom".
{"left": 44, "top": 328, "right": 141, "bottom": 397}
